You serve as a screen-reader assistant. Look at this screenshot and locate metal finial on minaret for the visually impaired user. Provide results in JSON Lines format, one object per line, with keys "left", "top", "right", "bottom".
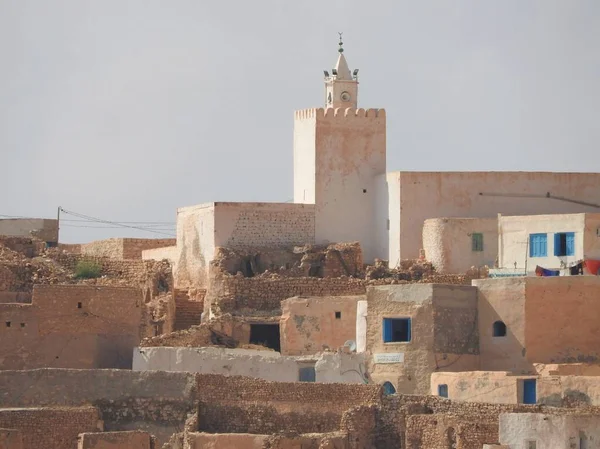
{"left": 338, "top": 32, "right": 344, "bottom": 53}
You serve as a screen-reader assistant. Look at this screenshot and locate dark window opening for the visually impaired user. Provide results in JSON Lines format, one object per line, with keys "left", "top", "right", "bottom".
{"left": 5, "top": 321, "right": 11, "bottom": 328}
{"left": 554, "top": 232, "right": 575, "bottom": 256}
{"left": 447, "top": 427, "right": 457, "bottom": 449}
{"left": 249, "top": 324, "right": 281, "bottom": 352}
{"left": 382, "top": 381, "right": 396, "bottom": 395}
{"left": 20, "top": 323, "right": 25, "bottom": 328}
{"left": 493, "top": 321, "right": 507, "bottom": 337}
{"left": 299, "top": 365, "right": 316, "bottom": 382}
{"left": 335, "top": 311, "right": 341, "bottom": 319}
{"left": 438, "top": 384, "right": 449, "bottom": 398}
{"left": 77, "top": 302, "right": 82, "bottom": 309}
{"left": 308, "top": 263, "right": 322, "bottom": 277}
{"left": 362, "top": 189, "right": 367, "bottom": 193}
{"left": 244, "top": 259, "right": 254, "bottom": 277}
{"left": 472, "top": 233, "right": 484, "bottom": 252}
{"left": 383, "top": 318, "right": 411, "bottom": 342}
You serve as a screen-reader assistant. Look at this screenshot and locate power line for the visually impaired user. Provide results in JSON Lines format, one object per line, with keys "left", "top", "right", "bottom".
{"left": 59, "top": 208, "right": 176, "bottom": 237}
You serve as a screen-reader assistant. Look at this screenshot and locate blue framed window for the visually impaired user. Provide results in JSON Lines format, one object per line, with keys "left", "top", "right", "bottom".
{"left": 299, "top": 366, "right": 316, "bottom": 382}
{"left": 472, "top": 233, "right": 484, "bottom": 252}
{"left": 438, "top": 384, "right": 449, "bottom": 398}
{"left": 554, "top": 232, "right": 575, "bottom": 256}
{"left": 529, "top": 233, "right": 547, "bottom": 257}
{"left": 382, "top": 381, "right": 396, "bottom": 395}
{"left": 383, "top": 318, "right": 411, "bottom": 343}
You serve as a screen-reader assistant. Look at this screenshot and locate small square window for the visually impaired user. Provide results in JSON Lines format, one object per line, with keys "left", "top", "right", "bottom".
{"left": 554, "top": 232, "right": 575, "bottom": 257}
{"left": 438, "top": 384, "right": 448, "bottom": 398}
{"left": 299, "top": 366, "right": 316, "bottom": 382}
{"left": 20, "top": 323, "right": 25, "bottom": 328}
{"left": 382, "top": 318, "right": 411, "bottom": 343}
{"left": 5, "top": 321, "right": 11, "bottom": 328}
{"left": 529, "top": 233, "right": 548, "bottom": 257}
{"left": 472, "top": 233, "right": 484, "bottom": 252}
{"left": 77, "top": 302, "right": 82, "bottom": 309}
{"left": 526, "top": 441, "right": 537, "bottom": 449}
{"left": 335, "top": 311, "right": 341, "bottom": 319}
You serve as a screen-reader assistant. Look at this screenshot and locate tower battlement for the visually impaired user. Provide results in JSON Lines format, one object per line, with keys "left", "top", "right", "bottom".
{"left": 294, "top": 107, "right": 386, "bottom": 121}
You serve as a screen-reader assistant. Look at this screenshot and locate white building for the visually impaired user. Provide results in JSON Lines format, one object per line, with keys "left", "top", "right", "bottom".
{"left": 498, "top": 212, "right": 600, "bottom": 275}
{"left": 161, "top": 39, "right": 600, "bottom": 290}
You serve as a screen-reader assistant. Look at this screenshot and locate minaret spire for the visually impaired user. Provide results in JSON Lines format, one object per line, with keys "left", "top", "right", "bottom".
{"left": 323, "top": 34, "right": 358, "bottom": 108}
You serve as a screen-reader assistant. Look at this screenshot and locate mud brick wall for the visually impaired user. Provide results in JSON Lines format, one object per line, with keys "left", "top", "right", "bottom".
{"left": 0, "top": 407, "right": 100, "bottom": 449}
{"left": 208, "top": 274, "right": 367, "bottom": 315}
{"left": 0, "top": 428, "right": 23, "bottom": 449}
{"left": 405, "top": 415, "right": 498, "bottom": 449}
{"left": 79, "top": 238, "right": 175, "bottom": 260}
{"left": 0, "top": 369, "right": 197, "bottom": 447}
{"left": 0, "top": 292, "right": 31, "bottom": 304}
{"left": 77, "top": 431, "right": 154, "bottom": 449}
{"left": 196, "top": 374, "right": 382, "bottom": 434}
{"left": 0, "top": 237, "right": 46, "bottom": 258}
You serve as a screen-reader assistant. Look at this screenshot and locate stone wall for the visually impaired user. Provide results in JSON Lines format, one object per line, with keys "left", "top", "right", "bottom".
{"left": 0, "top": 219, "right": 58, "bottom": 244}
{"left": 280, "top": 295, "right": 362, "bottom": 355}
{"left": 0, "top": 429, "right": 23, "bottom": 449}
{"left": 78, "top": 238, "right": 176, "bottom": 260}
{"left": 405, "top": 414, "right": 498, "bottom": 449}
{"left": 185, "top": 432, "right": 348, "bottom": 449}
{"left": 77, "top": 431, "right": 154, "bottom": 449}
{"left": 0, "top": 407, "right": 100, "bottom": 449}
{"left": 196, "top": 374, "right": 382, "bottom": 435}
{"left": 0, "top": 369, "right": 197, "bottom": 447}
{"left": 0, "top": 285, "right": 143, "bottom": 369}
{"left": 207, "top": 273, "right": 367, "bottom": 316}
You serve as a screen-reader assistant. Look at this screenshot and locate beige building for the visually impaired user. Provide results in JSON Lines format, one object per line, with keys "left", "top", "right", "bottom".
{"left": 364, "top": 283, "right": 479, "bottom": 394}
{"left": 498, "top": 413, "right": 600, "bottom": 449}
{"left": 498, "top": 212, "right": 600, "bottom": 274}
{"left": 422, "top": 217, "right": 497, "bottom": 274}
{"left": 475, "top": 276, "right": 600, "bottom": 373}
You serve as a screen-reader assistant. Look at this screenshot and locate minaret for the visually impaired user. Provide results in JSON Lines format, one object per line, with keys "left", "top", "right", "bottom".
{"left": 293, "top": 36, "right": 386, "bottom": 263}
{"left": 324, "top": 34, "right": 358, "bottom": 109}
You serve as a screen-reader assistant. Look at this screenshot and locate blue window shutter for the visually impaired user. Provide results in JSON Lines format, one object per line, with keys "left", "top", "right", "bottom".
{"left": 541, "top": 234, "right": 547, "bottom": 256}
{"left": 566, "top": 232, "right": 575, "bottom": 256}
{"left": 383, "top": 319, "right": 392, "bottom": 342}
{"left": 554, "top": 233, "right": 560, "bottom": 256}
{"left": 407, "top": 319, "right": 411, "bottom": 342}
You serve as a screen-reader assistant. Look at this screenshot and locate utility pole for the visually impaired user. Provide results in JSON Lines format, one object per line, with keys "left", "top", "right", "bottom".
{"left": 57, "top": 206, "right": 61, "bottom": 245}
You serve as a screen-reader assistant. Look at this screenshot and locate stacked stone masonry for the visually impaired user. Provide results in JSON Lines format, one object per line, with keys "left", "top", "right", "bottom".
{"left": 0, "top": 407, "right": 100, "bottom": 449}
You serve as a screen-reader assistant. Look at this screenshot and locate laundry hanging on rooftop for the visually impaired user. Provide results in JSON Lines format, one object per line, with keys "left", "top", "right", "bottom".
{"left": 535, "top": 265, "right": 559, "bottom": 277}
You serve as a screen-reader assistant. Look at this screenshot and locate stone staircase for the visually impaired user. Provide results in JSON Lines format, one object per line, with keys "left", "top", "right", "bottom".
{"left": 174, "top": 288, "right": 206, "bottom": 331}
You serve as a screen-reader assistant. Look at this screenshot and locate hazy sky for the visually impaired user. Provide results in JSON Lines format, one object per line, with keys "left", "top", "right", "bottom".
{"left": 1, "top": 1, "right": 599, "bottom": 243}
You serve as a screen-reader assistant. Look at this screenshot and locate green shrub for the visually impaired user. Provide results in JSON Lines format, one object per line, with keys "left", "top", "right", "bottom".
{"left": 74, "top": 260, "right": 102, "bottom": 279}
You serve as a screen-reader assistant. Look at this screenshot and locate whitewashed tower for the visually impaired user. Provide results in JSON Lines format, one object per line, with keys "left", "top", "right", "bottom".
{"left": 293, "top": 36, "right": 387, "bottom": 262}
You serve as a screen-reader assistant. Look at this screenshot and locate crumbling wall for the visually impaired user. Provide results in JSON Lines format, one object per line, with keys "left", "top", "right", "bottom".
{"left": 206, "top": 273, "right": 367, "bottom": 316}
{"left": 0, "top": 285, "right": 144, "bottom": 369}
{"left": 0, "top": 407, "right": 100, "bottom": 449}
{"left": 77, "top": 431, "right": 154, "bottom": 449}
{"left": 76, "top": 238, "right": 176, "bottom": 260}
{"left": 0, "top": 369, "right": 197, "bottom": 448}
{"left": 0, "top": 219, "right": 58, "bottom": 244}
{"left": 196, "top": 374, "right": 382, "bottom": 435}
{"left": 405, "top": 414, "right": 498, "bottom": 449}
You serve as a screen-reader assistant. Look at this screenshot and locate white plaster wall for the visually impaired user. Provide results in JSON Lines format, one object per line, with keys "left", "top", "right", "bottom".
{"left": 499, "top": 213, "right": 585, "bottom": 272}
{"left": 499, "top": 414, "right": 600, "bottom": 449}
{"left": 311, "top": 108, "right": 386, "bottom": 263}
{"left": 387, "top": 172, "right": 401, "bottom": 267}
{"left": 214, "top": 202, "right": 315, "bottom": 250}
{"left": 374, "top": 173, "right": 390, "bottom": 264}
{"left": 173, "top": 203, "right": 215, "bottom": 289}
{"left": 356, "top": 300, "right": 368, "bottom": 353}
{"left": 395, "top": 171, "right": 600, "bottom": 260}
{"left": 132, "top": 347, "right": 366, "bottom": 384}
{"left": 422, "top": 217, "right": 498, "bottom": 273}
{"left": 293, "top": 110, "right": 317, "bottom": 204}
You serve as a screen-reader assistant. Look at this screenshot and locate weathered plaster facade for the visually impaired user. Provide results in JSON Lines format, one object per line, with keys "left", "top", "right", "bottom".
{"left": 499, "top": 413, "right": 600, "bottom": 449}
{"left": 280, "top": 295, "right": 362, "bottom": 355}
{"left": 422, "top": 217, "right": 498, "bottom": 274}
{"left": 132, "top": 346, "right": 367, "bottom": 384}
{"left": 0, "top": 218, "right": 58, "bottom": 245}
{"left": 365, "top": 284, "right": 479, "bottom": 394}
